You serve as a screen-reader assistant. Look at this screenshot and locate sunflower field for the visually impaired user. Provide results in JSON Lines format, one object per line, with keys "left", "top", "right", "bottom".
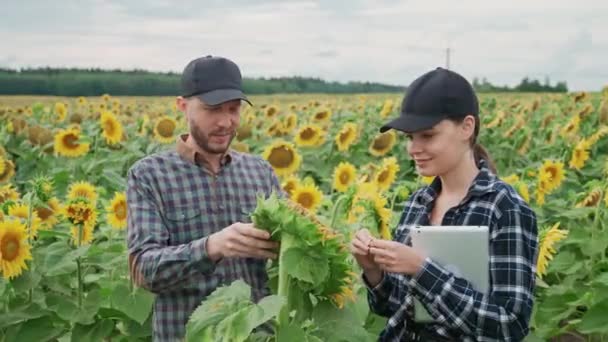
{"left": 1, "top": 89, "right": 608, "bottom": 341}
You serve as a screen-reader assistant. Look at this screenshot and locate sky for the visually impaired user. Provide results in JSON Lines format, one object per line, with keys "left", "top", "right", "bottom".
{"left": 2, "top": 0, "right": 608, "bottom": 91}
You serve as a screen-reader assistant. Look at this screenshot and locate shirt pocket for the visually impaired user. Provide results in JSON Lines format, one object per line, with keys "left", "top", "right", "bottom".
{"left": 163, "top": 205, "right": 205, "bottom": 245}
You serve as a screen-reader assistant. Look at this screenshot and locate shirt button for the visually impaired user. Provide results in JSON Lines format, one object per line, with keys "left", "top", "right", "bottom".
{"left": 218, "top": 204, "right": 225, "bottom": 210}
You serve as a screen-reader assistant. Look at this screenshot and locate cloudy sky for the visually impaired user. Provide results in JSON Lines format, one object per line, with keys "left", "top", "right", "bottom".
{"left": 2, "top": 0, "right": 607, "bottom": 90}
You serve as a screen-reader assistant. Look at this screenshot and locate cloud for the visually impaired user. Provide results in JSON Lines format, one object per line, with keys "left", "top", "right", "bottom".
{"left": 2, "top": 0, "right": 608, "bottom": 90}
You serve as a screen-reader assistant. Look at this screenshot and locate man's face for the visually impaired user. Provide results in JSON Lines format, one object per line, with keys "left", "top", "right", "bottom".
{"left": 177, "top": 97, "right": 242, "bottom": 155}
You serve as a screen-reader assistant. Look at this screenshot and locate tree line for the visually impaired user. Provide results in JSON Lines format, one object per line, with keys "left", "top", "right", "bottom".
{"left": 0, "top": 68, "right": 568, "bottom": 96}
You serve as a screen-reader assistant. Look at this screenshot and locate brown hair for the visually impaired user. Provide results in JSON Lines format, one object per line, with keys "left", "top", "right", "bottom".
{"left": 448, "top": 115, "right": 498, "bottom": 175}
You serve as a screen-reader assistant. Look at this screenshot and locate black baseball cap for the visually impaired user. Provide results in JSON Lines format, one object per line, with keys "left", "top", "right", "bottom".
{"left": 180, "top": 55, "right": 252, "bottom": 106}
{"left": 380, "top": 67, "right": 478, "bottom": 133}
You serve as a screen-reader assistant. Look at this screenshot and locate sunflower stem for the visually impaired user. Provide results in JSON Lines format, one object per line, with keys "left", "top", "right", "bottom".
{"left": 277, "top": 233, "right": 296, "bottom": 326}
{"left": 330, "top": 195, "right": 348, "bottom": 229}
{"left": 26, "top": 192, "right": 34, "bottom": 303}
{"left": 77, "top": 224, "right": 83, "bottom": 309}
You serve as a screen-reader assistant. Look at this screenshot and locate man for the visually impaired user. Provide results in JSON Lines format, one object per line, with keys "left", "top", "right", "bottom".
{"left": 127, "top": 55, "right": 281, "bottom": 341}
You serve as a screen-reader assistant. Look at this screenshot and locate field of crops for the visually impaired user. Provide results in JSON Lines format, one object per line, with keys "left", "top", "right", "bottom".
{"left": 1, "top": 90, "right": 608, "bottom": 341}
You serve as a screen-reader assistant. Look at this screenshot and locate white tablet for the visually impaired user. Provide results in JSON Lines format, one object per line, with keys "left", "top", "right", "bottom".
{"left": 408, "top": 225, "right": 489, "bottom": 323}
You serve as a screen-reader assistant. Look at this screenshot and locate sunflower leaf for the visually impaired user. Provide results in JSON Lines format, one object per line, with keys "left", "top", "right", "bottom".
{"left": 282, "top": 248, "right": 329, "bottom": 285}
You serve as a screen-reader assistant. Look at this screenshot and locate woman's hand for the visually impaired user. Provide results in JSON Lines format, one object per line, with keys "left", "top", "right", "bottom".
{"left": 369, "top": 239, "right": 426, "bottom": 276}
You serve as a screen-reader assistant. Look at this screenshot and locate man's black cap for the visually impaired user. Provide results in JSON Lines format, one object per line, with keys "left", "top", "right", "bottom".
{"left": 180, "top": 55, "right": 251, "bottom": 106}
{"left": 380, "top": 67, "right": 478, "bottom": 133}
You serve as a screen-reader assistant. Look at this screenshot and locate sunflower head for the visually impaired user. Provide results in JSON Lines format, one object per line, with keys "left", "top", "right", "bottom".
{"left": 67, "top": 181, "right": 98, "bottom": 205}
{"left": 54, "top": 102, "right": 68, "bottom": 122}
{"left": 7, "top": 203, "right": 42, "bottom": 238}
{"left": 335, "top": 123, "right": 358, "bottom": 152}
{"left": 369, "top": 131, "right": 397, "bottom": 157}
{"left": 290, "top": 183, "right": 324, "bottom": 214}
{"left": 294, "top": 124, "right": 325, "bottom": 147}
{"left": 313, "top": 109, "right": 332, "bottom": 123}
{"left": 0, "top": 184, "right": 20, "bottom": 205}
{"left": 32, "top": 176, "right": 54, "bottom": 203}
{"left": 54, "top": 128, "right": 90, "bottom": 158}
{"left": 154, "top": 116, "right": 178, "bottom": 144}
{"left": 537, "top": 222, "right": 568, "bottom": 278}
{"left": 27, "top": 125, "right": 54, "bottom": 148}
{"left": 100, "top": 110, "right": 124, "bottom": 145}
{"left": 0, "top": 157, "right": 15, "bottom": 184}
{"left": 0, "top": 219, "right": 33, "bottom": 280}
{"left": 106, "top": 192, "right": 127, "bottom": 229}
{"left": 281, "top": 175, "right": 301, "bottom": 197}
{"left": 333, "top": 162, "right": 357, "bottom": 193}
{"left": 374, "top": 157, "right": 400, "bottom": 192}
{"left": 64, "top": 198, "right": 97, "bottom": 227}
{"left": 262, "top": 140, "right": 302, "bottom": 176}
{"left": 265, "top": 106, "right": 279, "bottom": 119}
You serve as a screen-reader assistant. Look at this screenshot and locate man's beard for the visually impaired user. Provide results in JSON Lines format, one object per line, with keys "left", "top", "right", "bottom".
{"left": 190, "top": 125, "right": 235, "bottom": 155}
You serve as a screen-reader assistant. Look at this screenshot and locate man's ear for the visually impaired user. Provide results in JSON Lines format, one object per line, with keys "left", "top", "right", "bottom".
{"left": 176, "top": 96, "right": 188, "bottom": 112}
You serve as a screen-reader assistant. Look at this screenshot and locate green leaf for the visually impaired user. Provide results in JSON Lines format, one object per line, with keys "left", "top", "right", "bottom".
{"left": 0, "top": 303, "right": 48, "bottom": 328}
{"left": 276, "top": 323, "right": 308, "bottom": 342}
{"left": 6, "top": 316, "right": 64, "bottom": 342}
{"left": 312, "top": 300, "right": 373, "bottom": 342}
{"left": 71, "top": 319, "right": 115, "bottom": 342}
{"left": 110, "top": 284, "right": 155, "bottom": 325}
{"left": 10, "top": 269, "right": 41, "bottom": 294}
{"left": 116, "top": 315, "right": 153, "bottom": 338}
{"left": 577, "top": 299, "right": 608, "bottom": 334}
{"left": 282, "top": 248, "right": 329, "bottom": 285}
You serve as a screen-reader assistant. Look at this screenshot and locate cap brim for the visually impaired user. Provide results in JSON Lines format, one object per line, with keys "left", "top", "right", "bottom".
{"left": 196, "top": 88, "right": 252, "bottom": 106}
{"left": 379, "top": 113, "right": 444, "bottom": 133}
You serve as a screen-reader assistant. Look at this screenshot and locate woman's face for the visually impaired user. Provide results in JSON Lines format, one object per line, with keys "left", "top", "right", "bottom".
{"left": 406, "top": 116, "right": 475, "bottom": 177}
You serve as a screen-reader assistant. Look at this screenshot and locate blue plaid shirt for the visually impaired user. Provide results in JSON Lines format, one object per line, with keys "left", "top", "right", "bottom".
{"left": 364, "top": 160, "right": 538, "bottom": 341}
{"left": 127, "top": 134, "right": 282, "bottom": 341}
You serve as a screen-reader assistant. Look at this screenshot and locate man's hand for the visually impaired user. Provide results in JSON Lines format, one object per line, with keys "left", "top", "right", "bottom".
{"left": 206, "top": 222, "right": 279, "bottom": 262}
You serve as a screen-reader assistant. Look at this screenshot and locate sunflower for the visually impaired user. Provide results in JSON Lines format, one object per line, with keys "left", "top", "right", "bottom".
{"left": 575, "top": 188, "right": 603, "bottom": 208}
{"left": 102, "top": 94, "right": 111, "bottom": 102}
{"left": 70, "top": 224, "right": 95, "bottom": 246}
{"left": 54, "top": 102, "right": 67, "bottom": 122}
{"left": 54, "top": 128, "right": 90, "bottom": 158}
{"left": 266, "top": 120, "right": 284, "bottom": 137}
{"left": 281, "top": 113, "right": 298, "bottom": 134}
{"left": 262, "top": 140, "right": 302, "bottom": 176}
{"left": 27, "top": 125, "right": 54, "bottom": 148}
{"left": 369, "top": 131, "right": 397, "bottom": 157}
{"left": 312, "top": 109, "right": 332, "bottom": 124}
{"left": 0, "top": 219, "right": 33, "bottom": 280}
{"left": 231, "top": 140, "right": 250, "bottom": 153}
{"left": 64, "top": 198, "right": 98, "bottom": 228}
{"left": 517, "top": 182, "right": 530, "bottom": 204}
{"left": 7, "top": 203, "right": 42, "bottom": 238}
{"left": 36, "top": 197, "right": 61, "bottom": 230}
{"left": 538, "top": 160, "right": 565, "bottom": 192}
{"left": 0, "top": 184, "right": 20, "bottom": 204}
{"left": 374, "top": 157, "right": 400, "bottom": 192}
{"left": 569, "top": 139, "right": 591, "bottom": 170}
{"left": 67, "top": 181, "right": 98, "bottom": 205}
{"left": 106, "top": 192, "right": 127, "bottom": 229}
{"left": 236, "top": 123, "right": 253, "bottom": 140}
{"left": 290, "top": 183, "right": 323, "bottom": 213}
{"left": 77, "top": 97, "right": 87, "bottom": 106}
{"left": 265, "top": 106, "right": 279, "bottom": 119}
{"left": 100, "top": 111, "right": 124, "bottom": 145}
{"left": 294, "top": 124, "right": 325, "bottom": 147}
{"left": 281, "top": 175, "right": 301, "bottom": 196}
{"left": 333, "top": 162, "right": 357, "bottom": 192}
{"left": 537, "top": 222, "right": 568, "bottom": 278}
{"left": 153, "top": 116, "right": 178, "bottom": 144}
{"left": 502, "top": 174, "right": 520, "bottom": 186}
{"left": 421, "top": 176, "right": 434, "bottom": 185}
{"left": 0, "top": 157, "right": 15, "bottom": 183}
{"left": 379, "top": 99, "right": 394, "bottom": 118}
{"left": 335, "top": 123, "right": 358, "bottom": 152}
{"left": 560, "top": 114, "right": 581, "bottom": 138}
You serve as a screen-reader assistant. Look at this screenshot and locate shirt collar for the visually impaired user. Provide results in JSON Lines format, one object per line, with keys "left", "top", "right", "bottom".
{"left": 176, "top": 133, "right": 236, "bottom": 169}
{"left": 417, "top": 159, "right": 497, "bottom": 206}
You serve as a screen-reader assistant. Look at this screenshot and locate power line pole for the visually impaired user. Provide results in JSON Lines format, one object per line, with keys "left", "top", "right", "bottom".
{"left": 445, "top": 47, "right": 451, "bottom": 69}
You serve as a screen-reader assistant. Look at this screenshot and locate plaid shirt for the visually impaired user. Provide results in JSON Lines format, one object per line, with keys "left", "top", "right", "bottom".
{"left": 365, "top": 160, "right": 538, "bottom": 342}
{"left": 127, "top": 134, "right": 282, "bottom": 341}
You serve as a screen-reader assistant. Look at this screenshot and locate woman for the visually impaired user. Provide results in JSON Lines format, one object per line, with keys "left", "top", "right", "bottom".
{"left": 351, "top": 67, "right": 538, "bottom": 341}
